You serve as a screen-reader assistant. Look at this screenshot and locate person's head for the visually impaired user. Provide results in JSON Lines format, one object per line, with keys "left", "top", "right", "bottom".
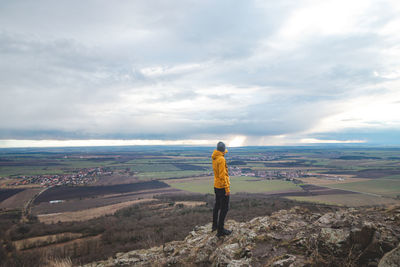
{"left": 217, "top": 141, "right": 226, "bottom": 152}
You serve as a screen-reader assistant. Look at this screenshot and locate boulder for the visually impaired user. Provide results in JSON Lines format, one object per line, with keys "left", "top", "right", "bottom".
{"left": 272, "top": 254, "right": 296, "bottom": 267}
{"left": 379, "top": 244, "right": 400, "bottom": 267}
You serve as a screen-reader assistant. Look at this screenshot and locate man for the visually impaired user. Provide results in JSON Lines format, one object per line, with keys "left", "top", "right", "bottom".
{"left": 211, "top": 141, "right": 232, "bottom": 237}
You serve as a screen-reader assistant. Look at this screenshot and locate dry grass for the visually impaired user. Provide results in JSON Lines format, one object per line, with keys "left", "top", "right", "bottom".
{"left": 37, "top": 198, "right": 157, "bottom": 223}
{"left": 385, "top": 204, "right": 400, "bottom": 212}
{"left": 46, "top": 257, "right": 72, "bottom": 267}
{"left": 13, "top": 232, "right": 83, "bottom": 250}
{"left": 174, "top": 201, "right": 206, "bottom": 207}
{"left": 46, "top": 234, "right": 101, "bottom": 249}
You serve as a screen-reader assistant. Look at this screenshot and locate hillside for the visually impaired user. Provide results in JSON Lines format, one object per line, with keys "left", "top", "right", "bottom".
{"left": 83, "top": 205, "right": 400, "bottom": 266}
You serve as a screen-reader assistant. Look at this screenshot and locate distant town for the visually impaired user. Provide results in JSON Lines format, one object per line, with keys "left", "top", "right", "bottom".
{"left": 229, "top": 166, "right": 308, "bottom": 180}
{"left": 4, "top": 165, "right": 346, "bottom": 187}
{"left": 7, "top": 167, "right": 112, "bottom": 187}
{"left": 1, "top": 151, "right": 349, "bottom": 188}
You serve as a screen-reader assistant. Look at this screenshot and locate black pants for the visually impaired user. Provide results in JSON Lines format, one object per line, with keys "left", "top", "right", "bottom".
{"left": 212, "top": 187, "right": 229, "bottom": 232}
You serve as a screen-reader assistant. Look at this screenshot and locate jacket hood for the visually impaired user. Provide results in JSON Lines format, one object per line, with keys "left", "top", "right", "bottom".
{"left": 211, "top": 149, "right": 227, "bottom": 160}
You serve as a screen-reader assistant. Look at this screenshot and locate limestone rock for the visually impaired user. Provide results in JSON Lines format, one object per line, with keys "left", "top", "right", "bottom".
{"left": 320, "top": 228, "right": 349, "bottom": 248}
{"left": 271, "top": 254, "right": 296, "bottom": 266}
{"left": 379, "top": 244, "right": 400, "bottom": 267}
{"left": 83, "top": 206, "right": 400, "bottom": 267}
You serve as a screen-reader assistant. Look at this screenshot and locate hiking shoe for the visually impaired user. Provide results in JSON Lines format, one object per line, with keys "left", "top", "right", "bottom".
{"left": 222, "top": 229, "right": 232, "bottom": 235}
{"left": 216, "top": 228, "right": 232, "bottom": 237}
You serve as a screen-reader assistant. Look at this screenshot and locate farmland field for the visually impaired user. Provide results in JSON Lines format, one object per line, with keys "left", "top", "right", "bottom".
{"left": 383, "top": 174, "right": 400, "bottom": 180}
{"left": 286, "top": 193, "right": 400, "bottom": 206}
{"left": 31, "top": 187, "right": 180, "bottom": 214}
{"left": 136, "top": 170, "right": 208, "bottom": 180}
{"left": 0, "top": 188, "right": 24, "bottom": 202}
{"left": 0, "top": 188, "right": 42, "bottom": 210}
{"left": 166, "top": 176, "right": 302, "bottom": 194}
{"left": 324, "top": 179, "right": 400, "bottom": 198}
{"left": 37, "top": 198, "right": 157, "bottom": 223}
{"left": 1, "top": 146, "right": 400, "bottom": 266}
{"left": 2, "top": 146, "right": 400, "bottom": 208}
{"left": 297, "top": 177, "right": 370, "bottom": 185}
{"left": 34, "top": 180, "right": 169, "bottom": 203}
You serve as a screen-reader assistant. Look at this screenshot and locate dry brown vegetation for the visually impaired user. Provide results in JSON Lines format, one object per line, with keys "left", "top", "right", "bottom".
{"left": 174, "top": 201, "right": 206, "bottom": 207}
{"left": 37, "top": 198, "right": 157, "bottom": 223}
{"left": 31, "top": 187, "right": 179, "bottom": 214}
{"left": 45, "top": 257, "right": 72, "bottom": 267}
{"left": 1, "top": 193, "right": 336, "bottom": 267}
{"left": 0, "top": 188, "right": 42, "bottom": 210}
{"left": 13, "top": 232, "right": 83, "bottom": 250}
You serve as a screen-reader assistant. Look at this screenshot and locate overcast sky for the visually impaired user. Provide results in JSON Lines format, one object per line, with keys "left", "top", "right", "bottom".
{"left": 1, "top": 0, "right": 400, "bottom": 147}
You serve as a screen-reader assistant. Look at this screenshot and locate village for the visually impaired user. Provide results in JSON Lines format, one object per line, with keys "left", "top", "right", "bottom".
{"left": 4, "top": 161, "right": 344, "bottom": 188}
{"left": 228, "top": 166, "right": 307, "bottom": 180}
{"left": 7, "top": 167, "right": 112, "bottom": 187}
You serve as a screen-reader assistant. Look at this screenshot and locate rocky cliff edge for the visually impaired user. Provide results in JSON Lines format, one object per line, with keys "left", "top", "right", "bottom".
{"left": 84, "top": 205, "right": 400, "bottom": 267}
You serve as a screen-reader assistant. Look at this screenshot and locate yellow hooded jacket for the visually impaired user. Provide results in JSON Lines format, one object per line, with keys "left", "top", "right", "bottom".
{"left": 211, "top": 149, "right": 230, "bottom": 193}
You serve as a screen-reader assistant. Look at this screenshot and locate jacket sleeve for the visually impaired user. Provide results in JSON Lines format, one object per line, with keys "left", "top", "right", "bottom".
{"left": 218, "top": 158, "right": 230, "bottom": 193}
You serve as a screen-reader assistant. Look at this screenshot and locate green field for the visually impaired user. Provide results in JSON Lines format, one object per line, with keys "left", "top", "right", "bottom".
{"left": 1, "top": 147, "right": 400, "bottom": 201}
{"left": 137, "top": 170, "right": 207, "bottom": 180}
{"left": 325, "top": 179, "right": 400, "bottom": 198}
{"left": 130, "top": 163, "right": 181, "bottom": 172}
{"left": 167, "top": 176, "right": 302, "bottom": 194}
{"left": 384, "top": 175, "right": 400, "bottom": 180}
{"left": 0, "top": 158, "right": 117, "bottom": 177}
{"left": 0, "top": 166, "right": 68, "bottom": 177}
{"left": 0, "top": 154, "right": 209, "bottom": 177}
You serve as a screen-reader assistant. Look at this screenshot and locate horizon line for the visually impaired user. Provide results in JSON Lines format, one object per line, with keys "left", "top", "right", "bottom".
{"left": 0, "top": 138, "right": 394, "bottom": 149}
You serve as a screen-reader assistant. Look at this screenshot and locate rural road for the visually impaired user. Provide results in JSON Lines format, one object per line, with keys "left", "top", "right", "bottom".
{"left": 21, "top": 186, "right": 51, "bottom": 223}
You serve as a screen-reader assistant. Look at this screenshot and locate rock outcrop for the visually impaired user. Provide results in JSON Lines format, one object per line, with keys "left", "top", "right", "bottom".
{"left": 84, "top": 205, "right": 400, "bottom": 266}
{"left": 379, "top": 244, "right": 400, "bottom": 267}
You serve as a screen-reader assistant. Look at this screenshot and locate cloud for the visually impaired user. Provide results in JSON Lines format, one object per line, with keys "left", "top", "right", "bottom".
{"left": 299, "top": 138, "right": 366, "bottom": 144}
{"left": 0, "top": 0, "right": 400, "bottom": 146}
